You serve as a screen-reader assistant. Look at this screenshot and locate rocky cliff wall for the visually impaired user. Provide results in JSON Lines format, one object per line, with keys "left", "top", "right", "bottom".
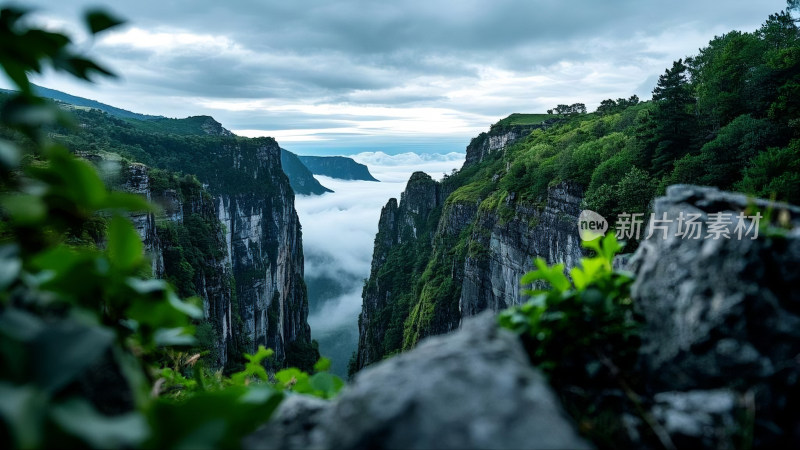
{"left": 463, "top": 121, "right": 555, "bottom": 167}
{"left": 122, "top": 162, "right": 234, "bottom": 366}
{"left": 355, "top": 172, "right": 444, "bottom": 370}
{"left": 626, "top": 185, "right": 800, "bottom": 447}
{"left": 460, "top": 182, "right": 583, "bottom": 318}
{"left": 355, "top": 160, "right": 584, "bottom": 370}
{"left": 206, "top": 139, "right": 311, "bottom": 366}
{"left": 119, "top": 138, "right": 313, "bottom": 368}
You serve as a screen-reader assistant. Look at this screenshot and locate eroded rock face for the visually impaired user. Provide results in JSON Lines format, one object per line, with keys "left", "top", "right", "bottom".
{"left": 356, "top": 172, "right": 445, "bottom": 369}
{"left": 246, "top": 313, "right": 591, "bottom": 450}
{"left": 629, "top": 184, "right": 800, "bottom": 446}
{"left": 210, "top": 140, "right": 310, "bottom": 363}
{"left": 121, "top": 162, "right": 233, "bottom": 366}
{"left": 118, "top": 138, "right": 312, "bottom": 367}
{"left": 463, "top": 121, "right": 556, "bottom": 167}
{"left": 460, "top": 181, "right": 584, "bottom": 318}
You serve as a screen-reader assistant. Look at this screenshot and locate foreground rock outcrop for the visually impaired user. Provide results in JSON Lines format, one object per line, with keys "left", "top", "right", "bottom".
{"left": 629, "top": 184, "right": 800, "bottom": 447}
{"left": 246, "top": 313, "right": 590, "bottom": 450}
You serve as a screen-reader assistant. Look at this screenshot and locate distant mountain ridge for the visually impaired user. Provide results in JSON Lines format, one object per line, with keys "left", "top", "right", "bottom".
{"left": 280, "top": 149, "right": 334, "bottom": 195}
{"left": 297, "top": 155, "right": 379, "bottom": 181}
{"left": 0, "top": 84, "right": 164, "bottom": 120}
{"left": 2, "top": 84, "right": 377, "bottom": 192}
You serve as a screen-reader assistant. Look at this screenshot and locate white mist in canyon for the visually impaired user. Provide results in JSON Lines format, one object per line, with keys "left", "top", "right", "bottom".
{"left": 294, "top": 151, "right": 465, "bottom": 376}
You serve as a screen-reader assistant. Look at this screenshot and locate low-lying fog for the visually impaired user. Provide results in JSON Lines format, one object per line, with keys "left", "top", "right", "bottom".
{"left": 295, "top": 151, "right": 465, "bottom": 376}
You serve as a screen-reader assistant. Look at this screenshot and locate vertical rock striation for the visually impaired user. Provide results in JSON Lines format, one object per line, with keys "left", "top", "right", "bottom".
{"left": 205, "top": 138, "right": 311, "bottom": 365}
{"left": 460, "top": 182, "right": 583, "bottom": 318}
{"left": 119, "top": 137, "right": 312, "bottom": 368}
{"left": 122, "top": 162, "right": 234, "bottom": 366}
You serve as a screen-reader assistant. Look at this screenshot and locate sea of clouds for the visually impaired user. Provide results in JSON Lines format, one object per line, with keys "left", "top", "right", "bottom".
{"left": 294, "top": 151, "right": 464, "bottom": 375}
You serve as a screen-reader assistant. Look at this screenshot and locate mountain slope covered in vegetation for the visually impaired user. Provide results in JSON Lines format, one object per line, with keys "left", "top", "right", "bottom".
{"left": 354, "top": 9, "right": 800, "bottom": 371}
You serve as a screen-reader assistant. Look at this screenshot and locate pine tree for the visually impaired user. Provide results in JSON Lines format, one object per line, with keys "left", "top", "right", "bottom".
{"left": 651, "top": 59, "right": 696, "bottom": 176}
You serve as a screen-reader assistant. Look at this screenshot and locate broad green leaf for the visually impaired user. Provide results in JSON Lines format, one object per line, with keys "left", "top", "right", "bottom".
{"left": 146, "top": 388, "right": 282, "bottom": 449}
{"left": 313, "top": 357, "right": 332, "bottom": 373}
{"left": 33, "top": 320, "right": 115, "bottom": 393}
{"left": 309, "top": 372, "right": 344, "bottom": 398}
{"left": 0, "top": 138, "right": 20, "bottom": 169}
{"left": 0, "top": 245, "right": 21, "bottom": 290}
{"left": 126, "top": 277, "right": 169, "bottom": 294}
{"left": 50, "top": 399, "right": 148, "bottom": 448}
{"left": 275, "top": 368, "right": 305, "bottom": 387}
{"left": 84, "top": 10, "right": 125, "bottom": 35}
{"left": 57, "top": 57, "right": 115, "bottom": 81}
{"left": 102, "top": 191, "right": 152, "bottom": 212}
{"left": 154, "top": 326, "right": 197, "bottom": 347}
{"left": 44, "top": 147, "right": 107, "bottom": 208}
{"left": 0, "top": 383, "right": 47, "bottom": 449}
{"left": 30, "top": 245, "right": 82, "bottom": 273}
{"left": 167, "top": 291, "right": 203, "bottom": 320}
{"left": 240, "top": 386, "right": 281, "bottom": 404}
{"left": 521, "top": 258, "right": 570, "bottom": 292}
{"left": 1, "top": 194, "right": 46, "bottom": 225}
{"left": 0, "top": 308, "right": 45, "bottom": 342}
{"left": 107, "top": 215, "right": 143, "bottom": 270}
{"left": 126, "top": 299, "right": 193, "bottom": 336}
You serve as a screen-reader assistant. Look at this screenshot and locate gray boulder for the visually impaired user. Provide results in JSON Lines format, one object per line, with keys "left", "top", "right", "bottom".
{"left": 246, "top": 313, "right": 590, "bottom": 450}
{"left": 629, "top": 184, "right": 800, "bottom": 445}
{"left": 651, "top": 389, "right": 740, "bottom": 449}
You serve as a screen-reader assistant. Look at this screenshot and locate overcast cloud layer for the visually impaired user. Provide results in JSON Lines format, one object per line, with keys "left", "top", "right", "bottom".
{"left": 6, "top": 0, "right": 788, "bottom": 154}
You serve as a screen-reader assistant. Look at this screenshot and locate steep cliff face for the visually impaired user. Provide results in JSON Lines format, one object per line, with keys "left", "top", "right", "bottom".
{"left": 115, "top": 136, "right": 314, "bottom": 368}
{"left": 208, "top": 139, "right": 312, "bottom": 365}
{"left": 354, "top": 172, "right": 583, "bottom": 370}
{"left": 122, "top": 162, "right": 234, "bottom": 367}
{"left": 121, "top": 161, "right": 164, "bottom": 277}
{"left": 355, "top": 172, "right": 444, "bottom": 370}
{"left": 463, "top": 119, "right": 555, "bottom": 167}
{"left": 460, "top": 182, "right": 583, "bottom": 317}
{"left": 354, "top": 117, "right": 582, "bottom": 371}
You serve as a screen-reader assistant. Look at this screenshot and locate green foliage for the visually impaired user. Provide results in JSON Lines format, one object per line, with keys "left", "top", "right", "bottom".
{"left": 446, "top": 180, "right": 492, "bottom": 205}
{"left": 493, "top": 113, "right": 552, "bottom": 127}
{"left": 499, "top": 234, "right": 637, "bottom": 375}
{"left": 498, "top": 234, "right": 640, "bottom": 446}
{"left": 736, "top": 140, "right": 800, "bottom": 204}
{"left": 650, "top": 59, "right": 696, "bottom": 176}
{"left": 274, "top": 357, "right": 344, "bottom": 400}
{"left": 595, "top": 96, "right": 640, "bottom": 116}
{"left": 0, "top": 9, "right": 342, "bottom": 449}
{"left": 547, "top": 103, "right": 588, "bottom": 116}
{"left": 284, "top": 339, "right": 322, "bottom": 374}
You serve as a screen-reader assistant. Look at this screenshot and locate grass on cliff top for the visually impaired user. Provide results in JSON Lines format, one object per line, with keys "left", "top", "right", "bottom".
{"left": 494, "top": 113, "right": 552, "bottom": 127}
{"left": 124, "top": 115, "right": 220, "bottom": 136}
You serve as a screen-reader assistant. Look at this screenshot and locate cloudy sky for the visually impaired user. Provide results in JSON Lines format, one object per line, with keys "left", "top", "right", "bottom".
{"left": 7, "top": 0, "right": 788, "bottom": 154}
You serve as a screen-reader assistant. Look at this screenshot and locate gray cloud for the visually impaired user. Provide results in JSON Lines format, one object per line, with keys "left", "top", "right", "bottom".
{"left": 16, "top": 0, "right": 789, "bottom": 154}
